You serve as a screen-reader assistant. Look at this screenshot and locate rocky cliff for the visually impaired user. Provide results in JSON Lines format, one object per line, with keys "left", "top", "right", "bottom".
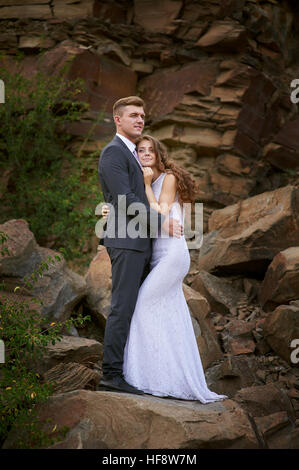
{"left": 1, "top": 1, "right": 299, "bottom": 215}
{"left": 0, "top": 0, "right": 299, "bottom": 449}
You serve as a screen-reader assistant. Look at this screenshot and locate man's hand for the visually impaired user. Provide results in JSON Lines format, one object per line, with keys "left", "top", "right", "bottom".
{"left": 162, "top": 217, "right": 183, "bottom": 238}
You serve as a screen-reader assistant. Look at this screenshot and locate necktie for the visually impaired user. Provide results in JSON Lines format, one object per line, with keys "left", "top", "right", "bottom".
{"left": 133, "top": 148, "right": 142, "bottom": 169}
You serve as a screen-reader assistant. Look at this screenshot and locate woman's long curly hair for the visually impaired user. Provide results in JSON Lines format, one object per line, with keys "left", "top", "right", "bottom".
{"left": 136, "top": 134, "right": 199, "bottom": 205}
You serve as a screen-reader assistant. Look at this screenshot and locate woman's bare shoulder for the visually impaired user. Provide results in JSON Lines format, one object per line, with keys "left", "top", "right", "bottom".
{"left": 163, "top": 172, "right": 177, "bottom": 185}
{"left": 159, "top": 173, "right": 177, "bottom": 201}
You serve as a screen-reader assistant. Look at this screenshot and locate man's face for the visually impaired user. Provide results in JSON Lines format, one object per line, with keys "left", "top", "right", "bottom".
{"left": 114, "top": 105, "right": 145, "bottom": 142}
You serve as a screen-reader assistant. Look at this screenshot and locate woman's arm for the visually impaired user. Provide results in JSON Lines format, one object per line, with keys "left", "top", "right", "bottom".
{"left": 144, "top": 171, "right": 177, "bottom": 217}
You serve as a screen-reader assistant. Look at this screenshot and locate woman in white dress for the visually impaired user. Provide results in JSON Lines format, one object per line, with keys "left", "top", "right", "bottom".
{"left": 103, "top": 135, "right": 227, "bottom": 403}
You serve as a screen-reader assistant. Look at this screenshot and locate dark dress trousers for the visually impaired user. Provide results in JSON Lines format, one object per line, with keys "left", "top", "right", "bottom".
{"left": 98, "top": 135, "right": 165, "bottom": 377}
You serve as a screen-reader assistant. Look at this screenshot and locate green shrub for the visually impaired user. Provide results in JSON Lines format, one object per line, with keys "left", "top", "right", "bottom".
{"left": 0, "top": 231, "right": 91, "bottom": 448}
{"left": 0, "top": 57, "right": 105, "bottom": 262}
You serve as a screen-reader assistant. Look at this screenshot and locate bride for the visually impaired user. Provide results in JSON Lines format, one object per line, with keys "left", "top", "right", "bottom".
{"left": 102, "top": 135, "right": 227, "bottom": 403}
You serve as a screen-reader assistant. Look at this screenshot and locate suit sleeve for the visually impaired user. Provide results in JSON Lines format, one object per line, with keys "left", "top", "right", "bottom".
{"left": 99, "top": 146, "right": 165, "bottom": 237}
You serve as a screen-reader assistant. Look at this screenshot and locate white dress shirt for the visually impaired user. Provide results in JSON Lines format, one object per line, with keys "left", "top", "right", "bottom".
{"left": 116, "top": 133, "right": 142, "bottom": 168}
{"left": 116, "top": 133, "right": 136, "bottom": 153}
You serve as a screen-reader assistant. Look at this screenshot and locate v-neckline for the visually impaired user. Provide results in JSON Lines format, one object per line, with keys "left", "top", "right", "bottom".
{"left": 152, "top": 172, "right": 165, "bottom": 184}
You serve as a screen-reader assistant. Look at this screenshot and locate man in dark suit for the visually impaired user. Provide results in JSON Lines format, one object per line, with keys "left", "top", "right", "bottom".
{"left": 98, "top": 96, "right": 182, "bottom": 395}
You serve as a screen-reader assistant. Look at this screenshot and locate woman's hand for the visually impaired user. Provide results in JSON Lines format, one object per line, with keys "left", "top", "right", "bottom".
{"left": 101, "top": 204, "right": 110, "bottom": 218}
{"left": 142, "top": 167, "right": 154, "bottom": 186}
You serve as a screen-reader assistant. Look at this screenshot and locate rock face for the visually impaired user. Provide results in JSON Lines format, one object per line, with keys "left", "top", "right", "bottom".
{"left": 1, "top": 0, "right": 299, "bottom": 209}
{"left": 196, "top": 20, "right": 248, "bottom": 50}
{"left": 134, "top": 0, "right": 183, "bottom": 34}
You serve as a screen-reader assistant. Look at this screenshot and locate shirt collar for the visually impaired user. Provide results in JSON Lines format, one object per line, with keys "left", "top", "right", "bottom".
{"left": 116, "top": 133, "right": 136, "bottom": 154}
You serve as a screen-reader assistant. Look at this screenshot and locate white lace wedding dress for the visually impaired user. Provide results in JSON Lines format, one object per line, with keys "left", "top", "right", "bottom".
{"left": 123, "top": 173, "right": 227, "bottom": 402}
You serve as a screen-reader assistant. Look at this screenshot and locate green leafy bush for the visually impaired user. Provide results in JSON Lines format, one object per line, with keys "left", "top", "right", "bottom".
{"left": 0, "top": 231, "right": 91, "bottom": 448}
{"left": 0, "top": 58, "right": 104, "bottom": 262}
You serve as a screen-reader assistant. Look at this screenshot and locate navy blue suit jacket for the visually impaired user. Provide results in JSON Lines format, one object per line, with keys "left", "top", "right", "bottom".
{"left": 98, "top": 135, "right": 165, "bottom": 251}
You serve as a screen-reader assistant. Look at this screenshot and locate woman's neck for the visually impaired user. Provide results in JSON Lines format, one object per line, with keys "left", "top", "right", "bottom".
{"left": 151, "top": 167, "right": 163, "bottom": 182}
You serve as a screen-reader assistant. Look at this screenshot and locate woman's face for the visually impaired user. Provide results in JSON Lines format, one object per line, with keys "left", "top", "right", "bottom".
{"left": 137, "top": 139, "right": 157, "bottom": 168}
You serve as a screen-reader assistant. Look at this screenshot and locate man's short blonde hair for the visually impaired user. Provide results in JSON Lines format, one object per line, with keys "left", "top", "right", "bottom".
{"left": 113, "top": 96, "right": 145, "bottom": 117}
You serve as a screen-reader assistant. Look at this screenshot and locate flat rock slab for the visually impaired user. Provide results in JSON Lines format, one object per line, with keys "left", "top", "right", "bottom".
{"left": 3, "top": 390, "right": 260, "bottom": 449}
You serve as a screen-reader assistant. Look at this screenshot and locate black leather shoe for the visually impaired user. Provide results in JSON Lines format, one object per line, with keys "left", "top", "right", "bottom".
{"left": 98, "top": 375, "right": 144, "bottom": 395}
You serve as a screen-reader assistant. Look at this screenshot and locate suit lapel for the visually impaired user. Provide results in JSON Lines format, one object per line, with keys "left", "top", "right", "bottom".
{"left": 113, "top": 135, "right": 143, "bottom": 174}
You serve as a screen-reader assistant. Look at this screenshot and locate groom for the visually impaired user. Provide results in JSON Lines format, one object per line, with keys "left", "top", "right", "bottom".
{"left": 98, "top": 96, "right": 182, "bottom": 395}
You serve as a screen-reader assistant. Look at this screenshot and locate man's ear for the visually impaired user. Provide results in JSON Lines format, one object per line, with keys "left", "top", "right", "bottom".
{"left": 114, "top": 115, "right": 121, "bottom": 126}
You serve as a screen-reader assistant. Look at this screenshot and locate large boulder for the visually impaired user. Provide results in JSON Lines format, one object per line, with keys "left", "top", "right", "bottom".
{"left": 197, "top": 185, "right": 299, "bottom": 276}
{"left": 182, "top": 283, "right": 210, "bottom": 318}
{"left": 234, "top": 383, "right": 298, "bottom": 449}
{"left": 32, "top": 335, "right": 102, "bottom": 375}
{"left": 3, "top": 390, "right": 259, "bottom": 449}
{"left": 183, "top": 284, "right": 223, "bottom": 369}
{"left": 205, "top": 356, "right": 260, "bottom": 398}
{"left": 84, "top": 246, "right": 112, "bottom": 328}
{"left": 43, "top": 362, "right": 100, "bottom": 395}
{"left": 262, "top": 300, "right": 299, "bottom": 365}
{"left": 191, "top": 270, "right": 245, "bottom": 316}
{"left": 0, "top": 219, "right": 39, "bottom": 277}
{"left": 0, "top": 219, "right": 87, "bottom": 324}
{"left": 221, "top": 319, "right": 256, "bottom": 356}
{"left": 259, "top": 247, "right": 299, "bottom": 311}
